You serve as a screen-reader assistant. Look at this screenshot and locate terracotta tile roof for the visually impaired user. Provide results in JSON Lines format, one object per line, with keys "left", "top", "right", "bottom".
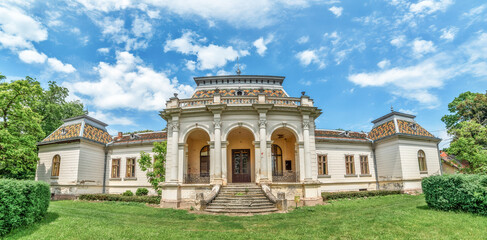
{"left": 112, "top": 131, "right": 167, "bottom": 144}
{"left": 315, "top": 130, "right": 369, "bottom": 141}
{"left": 440, "top": 151, "right": 469, "bottom": 170}
{"left": 368, "top": 120, "right": 396, "bottom": 141}
{"left": 42, "top": 123, "right": 112, "bottom": 145}
{"left": 43, "top": 123, "right": 82, "bottom": 142}
{"left": 83, "top": 124, "right": 112, "bottom": 144}
{"left": 192, "top": 88, "right": 287, "bottom": 98}
{"left": 397, "top": 120, "right": 434, "bottom": 138}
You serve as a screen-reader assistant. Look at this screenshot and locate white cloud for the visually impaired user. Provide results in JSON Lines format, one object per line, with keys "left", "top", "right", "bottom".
{"left": 67, "top": 51, "right": 194, "bottom": 111}
{"left": 377, "top": 59, "right": 390, "bottom": 69}
{"left": 324, "top": 31, "right": 340, "bottom": 46}
{"left": 164, "top": 30, "right": 249, "bottom": 70}
{"left": 390, "top": 35, "right": 406, "bottom": 47}
{"left": 253, "top": 35, "right": 274, "bottom": 56}
{"left": 90, "top": 111, "right": 135, "bottom": 126}
{"left": 328, "top": 6, "right": 343, "bottom": 17}
{"left": 296, "top": 49, "right": 326, "bottom": 69}
{"left": 131, "top": 15, "right": 152, "bottom": 38}
{"left": 185, "top": 60, "right": 196, "bottom": 71}
{"left": 463, "top": 4, "right": 485, "bottom": 17}
{"left": 97, "top": 47, "right": 110, "bottom": 54}
{"left": 94, "top": 16, "right": 151, "bottom": 51}
{"left": 18, "top": 49, "right": 47, "bottom": 64}
{"left": 47, "top": 58, "right": 76, "bottom": 73}
{"left": 297, "top": 36, "right": 309, "bottom": 44}
{"left": 440, "top": 27, "right": 458, "bottom": 41}
{"left": 412, "top": 38, "right": 436, "bottom": 56}
{"left": 409, "top": 0, "right": 453, "bottom": 15}
{"left": 75, "top": 0, "right": 323, "bottom": 28}
{"left": 299, "top": 79, "right": 312, "bottom": 86}
{"left": 216, "top": 69, "right": 232, "bottom": 76}
{"left": 0, "top": 5, "right": 47, "bottom": 50}
{"left": 398, "top": 108, "right": 417, "bottom": 115}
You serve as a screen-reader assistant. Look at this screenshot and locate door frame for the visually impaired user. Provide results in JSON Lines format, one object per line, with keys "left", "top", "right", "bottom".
{"left": 231, "top": 149, "right": 251, "bottom": 183}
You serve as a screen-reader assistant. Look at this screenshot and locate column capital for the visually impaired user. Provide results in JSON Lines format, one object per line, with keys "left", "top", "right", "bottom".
{"left": 259, "top": 120, "right": 267, "bottom": 129}
{"left": 302, "top": 120, "right": 310, "bottom": 130}
{"left": 172, "top": 122, "right": 180, "bottom": 132}
{"left": 213, "top": 120, "right": 222, "bottom": 129}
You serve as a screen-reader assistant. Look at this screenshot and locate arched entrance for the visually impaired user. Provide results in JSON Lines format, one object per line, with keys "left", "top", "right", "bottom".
{"left": 270, "top": 128, "right": 298, "bottom": 182}
{"left": 184, "top": 129, "right": 211, "bottom": 183}
{"left": 226, "top": 127, "right": 256, "bottom": 183}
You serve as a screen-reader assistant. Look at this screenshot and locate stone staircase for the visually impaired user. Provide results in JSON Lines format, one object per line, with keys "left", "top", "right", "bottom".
{"left": 204, "top": 184, "right": 278, "bottom": 214}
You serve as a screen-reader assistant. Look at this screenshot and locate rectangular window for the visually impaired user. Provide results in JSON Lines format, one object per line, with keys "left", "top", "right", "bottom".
{"left": 360, "top": 156, "right": 369, "bottom": 175}
{"left": 111, "top": 159, "right": 120, "bottom": 178}
{"left": 318, "top": 155, "right": 328, "bottom": 175}
{"left": 126, "top": 158, "right": 136, "bottom": 178}
{"left": 345, "top": 155, "right": 355, "bottom": 175}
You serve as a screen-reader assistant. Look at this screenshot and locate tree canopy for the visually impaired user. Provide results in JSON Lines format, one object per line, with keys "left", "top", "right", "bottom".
{"left": 139, "top": 141, "right": 167, "bottom": 193}
{"left": 0, "top": 74, "right": 86, "bottom": 179}
{"left": 442, "top": 91, "right": 487, "bottom": 174}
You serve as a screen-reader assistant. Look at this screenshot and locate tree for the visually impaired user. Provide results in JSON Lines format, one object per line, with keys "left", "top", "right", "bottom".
{"left": 138, "top": 141, "right": 167, "bottom": 193}
{"left": 34, "top": 81, "right": 86, "bottom": 138}
{"left": 441, "top": 91, "right": 487, "bottom": 130}
{"left": 0, "top": 77, "right": 44, "bottom": 179}
{"left": 442, "top": 91, "right": 487, "bottom": 173}
{"left": 446, "top": 121, "right": 487, "bottom": 174}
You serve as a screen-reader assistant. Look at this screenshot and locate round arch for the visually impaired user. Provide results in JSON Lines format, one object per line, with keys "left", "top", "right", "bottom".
{"left": 223, "top": 122, "right": 258, "bottom": 141}
{"left": 181, "top": 124, "right": 213, "bottom": 143}
{"left": 267, "top": 123, "right": 301, "bottom": 142}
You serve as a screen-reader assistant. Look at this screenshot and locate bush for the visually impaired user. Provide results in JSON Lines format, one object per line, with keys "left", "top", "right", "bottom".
{"left": 0, "top": 179, "right": 51, "bottom": 236}
{"left": 422, "top": 174, "right": 487, "bottom": 215}
{"left": 79, "top": 194, "right": 161, "bottom": 204}
{"left": 322, "top": 190, "right": 401, "bottom": 201}
{"left": 136, "top": 188, "right": 149, "bottom": 196}
{"left": 122, "top": 190, "right": 133, "bottom": 196}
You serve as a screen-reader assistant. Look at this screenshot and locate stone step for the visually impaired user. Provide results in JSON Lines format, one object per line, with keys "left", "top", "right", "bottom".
{"left": 217, "top": 194, "right": 266, "bottom": 197}
{"left": 211, "top": 199, "right": 271, "bottom": 203}
{"left": 205, "top": 208, "right": 279, "bottom": 214}
{"left": 214, "top": 197, "right": 269, "bottom": 201}
{"left": 206, "top": 205, "right": 276, "bottom": 210}
{"left": 208, "top": 203, "right": 275, "bottom": 208}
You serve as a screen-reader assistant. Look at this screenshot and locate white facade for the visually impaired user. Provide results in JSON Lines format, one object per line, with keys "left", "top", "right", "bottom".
{"left": 36, "top": 75, "right": 442, "bottom": 207}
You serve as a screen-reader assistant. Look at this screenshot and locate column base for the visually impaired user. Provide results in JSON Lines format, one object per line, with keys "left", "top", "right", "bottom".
{"left": 160, "top": 182, "right": 181, "bottom": 209}
{"left": 302, "top": 181, "right": 323, "bottom": 206}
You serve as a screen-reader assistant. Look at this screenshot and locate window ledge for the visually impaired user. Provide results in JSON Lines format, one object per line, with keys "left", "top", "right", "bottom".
{"left": 344, "top": 174, "right": 357, "bottom": 177}
{"left": 318, "top": 174, "right": 331, "bottom": 178}
{"left": 109, "top": 178, "right": 121, "bottom": 181}
{"left": 124, "top": 177, "right": 137, "bottom": 181}
{"left": 420, "top": 171, "right": 428, "bottom": 174}
{"left": 50, "top": 176, "right": 59, "bottom": 179}
{"left": 360, "top": 174, "right": 372, "bottom": 177}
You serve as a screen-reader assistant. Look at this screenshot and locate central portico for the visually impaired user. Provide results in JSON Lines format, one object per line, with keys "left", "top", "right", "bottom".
{"left": 160, "top": 75, "right": 323, "bottom": 208}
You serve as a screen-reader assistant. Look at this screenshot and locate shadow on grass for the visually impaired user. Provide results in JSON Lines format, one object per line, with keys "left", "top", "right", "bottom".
{"left": 416, "top": 205, "right": 430, "bottom": 210}
{"left": 4, "top": 212, "right": 59, "bottom": 239}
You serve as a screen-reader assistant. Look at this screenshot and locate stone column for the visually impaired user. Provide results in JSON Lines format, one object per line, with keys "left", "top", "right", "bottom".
{"left": 214, "top": 119, "right": 222, "bottom": 183}
{"left": 259, "top": 116, "right": 268, "bottom": 182}
{"left": 303, "top": 119, "right": 312, "bottom": 181}
{"left": 171, "top": 121, "right": 179, "bottom": 182}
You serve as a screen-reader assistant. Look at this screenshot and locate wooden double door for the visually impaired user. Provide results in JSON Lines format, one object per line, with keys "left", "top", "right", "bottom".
{"left": 232, "top": 149, "right": 251, "bottom": 183}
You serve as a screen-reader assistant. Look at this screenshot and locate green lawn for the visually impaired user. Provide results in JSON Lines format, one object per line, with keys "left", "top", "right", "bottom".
{"left": 5, "top": 195, "right": 487, "bottom": 240}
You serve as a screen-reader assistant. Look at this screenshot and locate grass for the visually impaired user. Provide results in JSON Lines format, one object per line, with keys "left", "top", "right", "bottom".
{"left": 5, "top": 195, "right": 487, "bottom": 239}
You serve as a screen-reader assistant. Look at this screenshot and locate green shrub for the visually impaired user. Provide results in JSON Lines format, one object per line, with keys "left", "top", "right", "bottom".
{"left": 322, "top": 190, "right": 401, "bottom": 201}
{"left": 122, "top": 190, "right": 134, "bottom": 196}
{"left": 79, "top": 194, "right": 161, "bottom": 204}
{"left": 136, "top": 188, "right": 149, "bottom": 196}
{"left": 0, "top": 179, "right": 51, "bottom": 236}
{"left": 422, "top": 174, "right": 487, "bottom": 215}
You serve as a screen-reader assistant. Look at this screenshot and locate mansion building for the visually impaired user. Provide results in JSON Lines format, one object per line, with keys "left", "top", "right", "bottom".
{"left": 36, "top": 75, "right": 442, "bottom": 208}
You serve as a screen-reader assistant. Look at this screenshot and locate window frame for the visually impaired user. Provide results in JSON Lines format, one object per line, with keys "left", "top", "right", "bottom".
{"left": 111, "top": 158, "right": 121, "bottom": 179}
{"left": 360, "top": 155, "right": 370, "bottom": 175}
{"left": 345, "top": 155, "right": 355, "bottom": 175}
{"left": 200, "top": 145, "right": 210, "bottom": 177}
{"left": 126, "top": 157, "right": 136, "bottom": 178}
{"left": 418, "top": 150, "right": 427, "bottom": 173}
{"left": 51, "top": 155, "right": 61, "bottom": 177}
{"left": 271, "top": 144, "right": 283, "bottom": 176}
{"left": 317, "top": 154, "right": 328, "bottom": 176}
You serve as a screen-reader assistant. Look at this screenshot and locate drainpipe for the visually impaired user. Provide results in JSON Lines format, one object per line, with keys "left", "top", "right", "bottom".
{"left": 436, "top": 142, "right": 443, "bottom": 175}
{"left": 102, "top": 146, "right": 108, "bottom": 194}
{"left": 372, "top": 145, "right": 380, "bottom": 190}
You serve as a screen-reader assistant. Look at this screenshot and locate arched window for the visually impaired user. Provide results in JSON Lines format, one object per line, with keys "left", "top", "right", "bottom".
{"left": 418, "top": 150, "right": 427, "bottom": 173}
{"left": 200, "top": 145, "right": 210, "bottom": 177}
{"left": 52, "top": 155, "right": 61, "bottom": 177}
{"left": 272, "top": 144, "right": 283, "bottom": 176}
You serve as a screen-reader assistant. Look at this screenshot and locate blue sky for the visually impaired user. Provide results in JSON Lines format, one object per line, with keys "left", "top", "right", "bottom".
{"left": 1, "top": 0, "right": 486, "bottom": 148}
